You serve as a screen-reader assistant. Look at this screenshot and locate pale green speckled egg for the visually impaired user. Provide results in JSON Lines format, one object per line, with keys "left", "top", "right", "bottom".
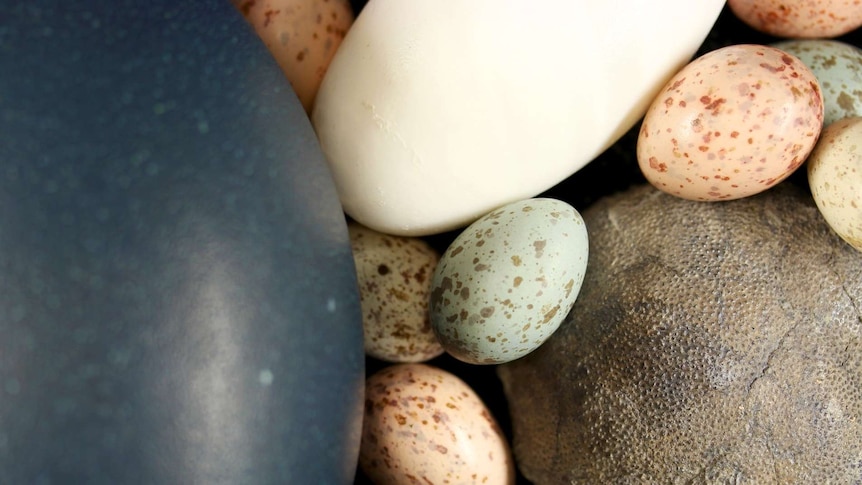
{"left": 807, "top": 116, "right": 862, "bottom": 252}
{"left": 429, "top": 198, "right": 589, "bottom": 365}
{"left": 773, "top": 39, "right": 862, "bottom": 127}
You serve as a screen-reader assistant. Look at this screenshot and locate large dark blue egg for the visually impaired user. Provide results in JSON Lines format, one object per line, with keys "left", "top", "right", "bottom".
{"left": 0, "top": 2, "right": 364, "bottom": 483}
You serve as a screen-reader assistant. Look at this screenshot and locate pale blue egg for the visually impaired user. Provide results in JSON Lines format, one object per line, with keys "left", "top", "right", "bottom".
{"left": 429, "top": 199, "right": 589, "bottom": 365}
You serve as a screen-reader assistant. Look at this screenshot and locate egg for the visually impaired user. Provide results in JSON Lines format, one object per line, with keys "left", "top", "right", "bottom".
{"left": 359, "top": 363, "right": 514, "bottom": 485}
{"left": 807, "top": 116, "right": 862, "bottom": 252}
{"left": 637, "top": 44, "right": 824, "bottom": 201}
{"left": 0, "top": 2, "right": 365, "bottom": 482}
{"left": 728, "top": 0, "right": 862, "bottom": 39}
{"left": 311, "top": 0, "right": 726, "bottom": 236}
{"left": 429, "top": 199, "right": 588, "bottom": 365}
{"left": 772, "top": 39, "right": 862, "bottom": 127}
{"left": 348, "top": 222, "right": 444, "bottom": 363}
{"left": 233, "top": 0, "right": 353, "bottom": 113}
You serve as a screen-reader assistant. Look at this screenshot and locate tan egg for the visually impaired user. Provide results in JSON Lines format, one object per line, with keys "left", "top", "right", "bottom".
{"left": 360, "top": 364, "right": 515, "bottom": 485}
{"left": 348, "top": 222, "right": 444, "bottom": 363}
{"left": 807, "top": 116, "right": 862, "bottom": 252}
{"left": 638, "top": 44, "right": 823, "bottom": 201}
{"left": 233, "top": 0, "right": 353, "bottom": 113}
{"left": 728, "top": 0, "right": 862, "bottom": 39}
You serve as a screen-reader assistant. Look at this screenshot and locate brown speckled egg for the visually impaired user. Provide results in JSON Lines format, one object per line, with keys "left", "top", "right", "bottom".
{"left": 637, "top": 44, "right": 824, "bottom": 201}
{"left": 360, "top": 363, "right": 515, "bottom": 485}
{"left": 772, "top": 39, "right": 862, "bottom": 127}
{"left": 348, "top": 222, "right": 444, "bottom": 363}
{"left": 728, "top": 0, "right": 862, "bottom": 39}
{"left": 807, "top": 116, "right": 862, "bottom": 251}
{"left": 233, "top": 0, "right": 353, "bottom": 113}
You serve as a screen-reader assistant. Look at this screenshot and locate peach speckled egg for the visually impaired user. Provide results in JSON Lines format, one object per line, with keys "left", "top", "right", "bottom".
{"left": 637, "top": 44, "right": 824, "bottom": 201}
{"left": 348, "top": 222, "right": 444, "bottom": 363}
{"left": 772, "top": 39, "right": 862, "bottom": 127}
{"left": 807, "top": 116, "right": 862, "bottom": 252}
{"left": 233, "top": 0, "right": 353, "bottom": 113}
{"left": 360, "top": 364, "right": 515, "bottom": 485}
{"left": 728, "top": 0, "right": 862, "bottom": 39}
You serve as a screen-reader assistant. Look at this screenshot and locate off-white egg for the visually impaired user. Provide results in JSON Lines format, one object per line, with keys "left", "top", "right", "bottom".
{"left": 807, "top": 116, "right": 862, "bottom": 252}
{"left": 312, "top": 0, "right": 725, "bottom": 236}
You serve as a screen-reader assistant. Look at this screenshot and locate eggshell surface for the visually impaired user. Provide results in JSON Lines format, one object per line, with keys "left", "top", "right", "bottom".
{"left": 807, "top": 116, "right": 862, "bottom": 251}
{"left": 728, "top": 0, "right": 862, "bottom": 39}
{"left": 638, "top": 44, "right": 824, "bottom": 201}
{"left": 234, "top": 0, "right": 353, "bottom": 112}
{"left": 429, "top": 199, "right": 588, "bottom": 365}
{"left": 360, "top": 364, "right": 514, "bottom": 485}
{"left": 772, "top": 40, "right": 862, "bottom": 127}
{"left": 312, "top": 0, "right": 726, "bottom": 236}
{"left": 348, "top": 222, "right": 444, "bottom": 362}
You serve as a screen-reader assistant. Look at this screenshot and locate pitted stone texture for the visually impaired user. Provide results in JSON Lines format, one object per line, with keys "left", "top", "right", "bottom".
{"left": 498, "top": 183, "right": 862, "bottom": 484}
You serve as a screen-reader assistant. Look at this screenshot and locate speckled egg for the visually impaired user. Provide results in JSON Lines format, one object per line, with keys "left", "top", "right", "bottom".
{"left": 772, "top": 40, "right": 862, "bottom": 127}
{"left": 807, "top": 116, "right": 862, "bottom": 252}
{"left": 429, "top": 198, "right": 588, "bottom": 365}
{"left": 233, "top": 0, "right": 353, "bottom": 113}
{"left": 348, "top": 222, "right": 444, "bottom": 363}
{"left": 728, "top": 0, "right": 862, "bottom": 39}
{"left": 638, "top": 44, "right": 824, "bottom": 201}
{"left": 359, "top": 363, "right": 514, "bottom": 485}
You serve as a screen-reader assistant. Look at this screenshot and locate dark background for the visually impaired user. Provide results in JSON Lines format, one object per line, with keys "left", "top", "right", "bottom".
{"left": 349, "top": 3, "right": 862, "bottom": 484}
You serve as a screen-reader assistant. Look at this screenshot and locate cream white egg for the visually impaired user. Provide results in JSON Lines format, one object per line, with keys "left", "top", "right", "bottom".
{"left": 808, "top": 116, "right": 862, "bottom": 252}
{"left": 312, "top": 0, "right": 726, "bottom": 236}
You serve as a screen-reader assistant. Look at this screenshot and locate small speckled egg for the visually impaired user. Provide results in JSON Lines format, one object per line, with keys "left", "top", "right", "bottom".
{"left": 772, "top": 40, "right": 862, "bottom": 127}
{"left": 637, "top": 44, "right": 824, "bottom": 201}
{"left": 807, "top": 116, "right": 862, "bottom": 252}
{"left": 728, "top": 0, "right": 862, "bottom": 39}
{"left": 429, "top": 198, "right": 588, "bottom": 365}
{"left": 360, "top": 363, "right": 515, "bottom": 485}
{"left": 348, "top": 222, "right": 444, "bottom": 363}
{"left": 233, "top": 0, "right": 353, "bottom": 113}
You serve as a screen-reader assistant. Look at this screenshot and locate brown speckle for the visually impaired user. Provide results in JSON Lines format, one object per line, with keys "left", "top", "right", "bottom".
{"left": 238, "top": 0, "right": 255, "bottom": 16}
{"left": 533, "top": 240, "right": 546, "bottom": 257}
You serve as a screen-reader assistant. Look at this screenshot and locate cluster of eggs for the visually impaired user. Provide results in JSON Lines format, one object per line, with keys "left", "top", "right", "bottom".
{"left": 236, "top": 0, "right": 862, "bottom": 483}
{"left": 350, "top": 198, "right": 588, "bottom": 483}
{"left": 637, "top": 37, "right": 862, "bottom": 251}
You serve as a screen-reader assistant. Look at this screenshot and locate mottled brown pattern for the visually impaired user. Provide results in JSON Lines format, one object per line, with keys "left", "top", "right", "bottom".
{"left": 498, "top": 184, "right": 862, "bottom": 484}
{"left": 349, "top": 222, "right": 444, "bottom": 363}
